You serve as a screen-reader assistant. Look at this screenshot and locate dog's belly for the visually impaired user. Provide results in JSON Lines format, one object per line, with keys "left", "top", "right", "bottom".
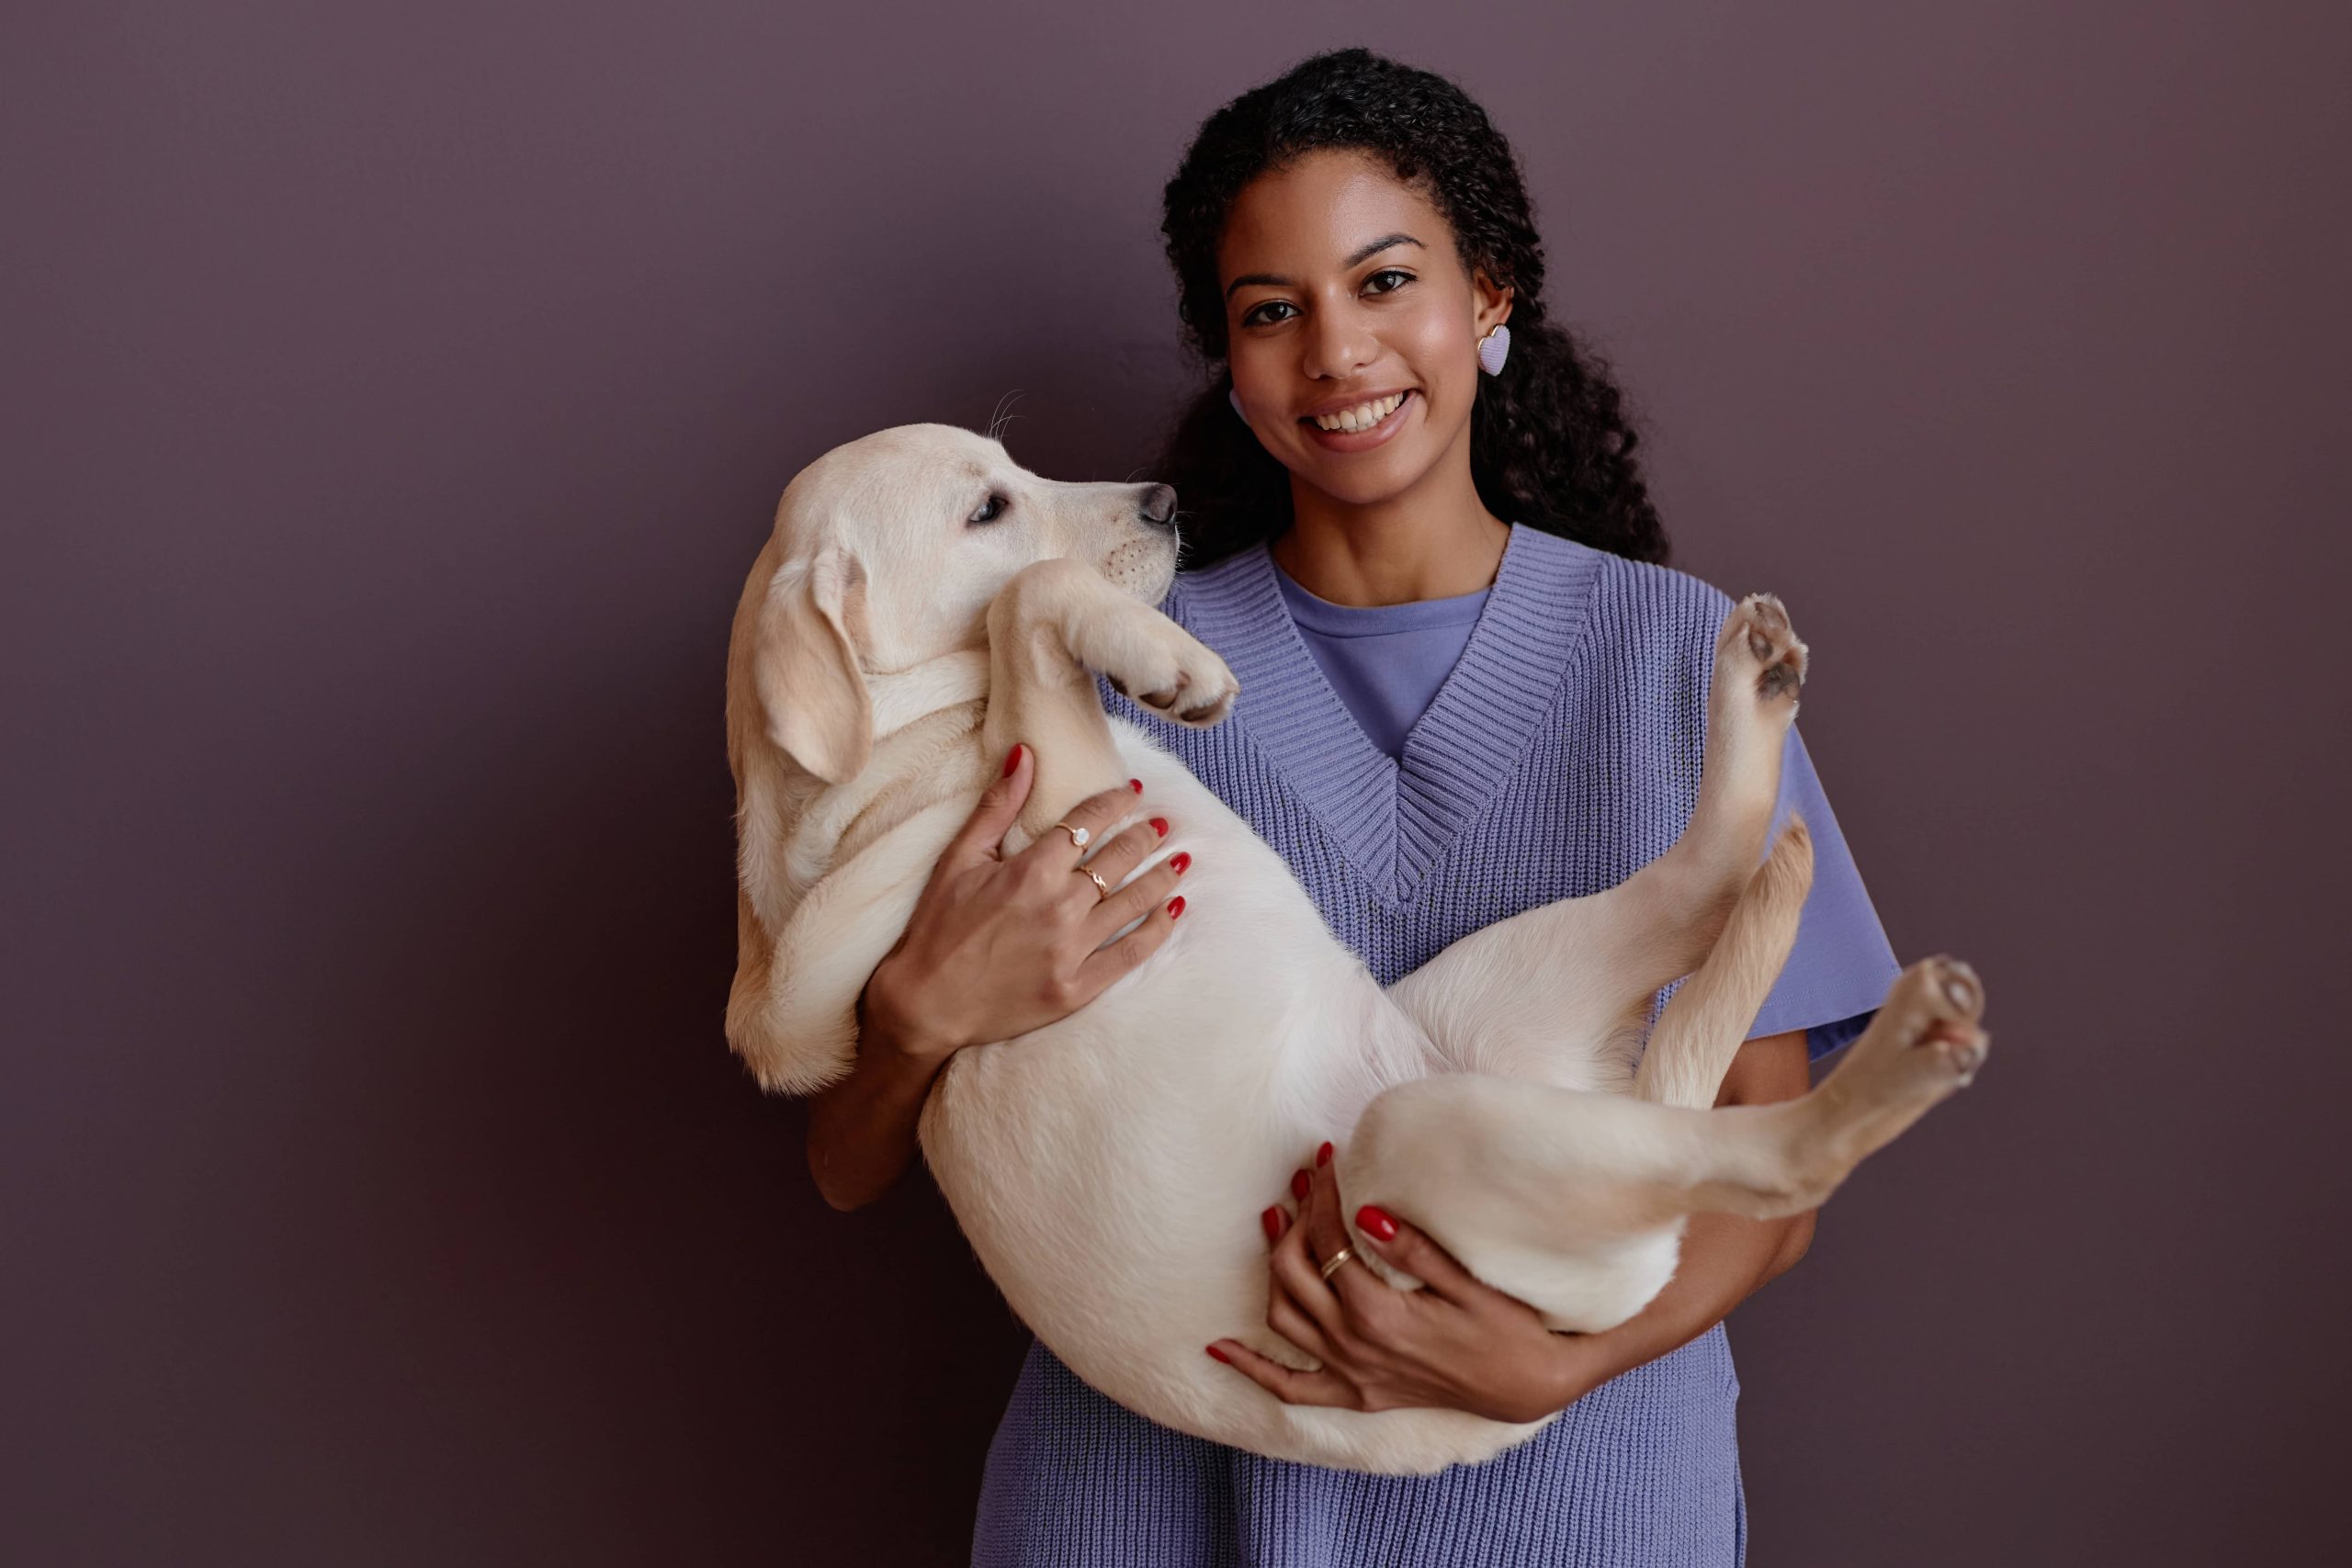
{"left": 912, "top": 739, "right": 1562, "bottom": 1471}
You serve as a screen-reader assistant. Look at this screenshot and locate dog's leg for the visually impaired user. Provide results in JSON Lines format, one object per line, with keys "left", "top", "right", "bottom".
{"left": 1385, "top": 594, "right": 1807, "bottom": 1083}
{"left": 978, "top": 558, "right": 1237, "bottom": 849}
{"left": 1340, "top": 955, "right": 1988, "bottom": 1330}
{"left": 1630, "top": 814, "right": 1813, "bottom": 1109}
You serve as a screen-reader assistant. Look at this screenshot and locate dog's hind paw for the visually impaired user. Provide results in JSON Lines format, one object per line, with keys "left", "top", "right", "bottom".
{"left": 1857, "top": 954, "right": 1992, "bottom": 1094}
{"left": 1724, "top": 592, "right": 1808, "bottom": 709}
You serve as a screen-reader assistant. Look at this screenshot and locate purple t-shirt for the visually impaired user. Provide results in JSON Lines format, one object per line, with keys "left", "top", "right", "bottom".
{"left": 1271, "top": 558, "right": 1493, "bottom": 761}
{"left": 1270, "top": 550, "right": 1882, "bottom": 1060}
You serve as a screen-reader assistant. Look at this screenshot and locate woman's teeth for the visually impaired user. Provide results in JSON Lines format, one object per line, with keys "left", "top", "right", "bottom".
{"left": 1309, "top": 391, "right": 1407, "bottom": 432}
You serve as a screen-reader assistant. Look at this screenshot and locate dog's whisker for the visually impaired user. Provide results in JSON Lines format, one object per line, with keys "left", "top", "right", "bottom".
{"left": 987, "top": 388, "right": 1030, "bottom": 446}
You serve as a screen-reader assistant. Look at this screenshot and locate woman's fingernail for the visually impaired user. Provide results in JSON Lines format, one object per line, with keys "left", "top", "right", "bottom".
{"left": 1356, "top": 1205, "right": 1397, "bottom": 1242}
{"left": 1129, "top": 778, "right": 1143, "bottom": 793}
{"left": 1170, "top": 852, "right": 1191, "bottom": 874}
{"left": 1261, "top": 1205, "right": 1283, "bottom": 1243}
{"left": 1002, "top": 744, "right": 1023, "bottom": 777}
{"left": 1205, "top": 1344, "right": 1231, "bottom": 1365}
{"left": 1291, "top": 1169, "right": 1311, "bottom": 1201}
{"left": 1168, "top": 896, "right": 1185, "bottom": 919}
{"left": 1316, "top": 1141, "right": 1333, "bottom": 1168}
{"left": 1150, "top": 817, "right": 1169, "bottom": 838}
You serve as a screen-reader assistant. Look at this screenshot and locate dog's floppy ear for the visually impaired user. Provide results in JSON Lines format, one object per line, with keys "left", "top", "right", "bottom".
{"left": 752, "top": 542, "right": 874, "bottom": 784}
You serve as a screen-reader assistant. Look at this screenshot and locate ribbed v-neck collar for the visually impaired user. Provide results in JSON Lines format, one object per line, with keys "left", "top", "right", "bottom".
{"left": 1177, "top": 522, "right": 1605, "bottom": 901}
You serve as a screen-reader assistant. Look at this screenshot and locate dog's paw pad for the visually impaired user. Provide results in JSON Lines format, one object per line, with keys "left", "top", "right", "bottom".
{"left": 1878, "top": 955, "right": 1990, "bottom": 1083}
{"left": 1742, "top": 592, "right": 1791, "bottom": 651}
{"left": 1940, "top": 1030, "right": 1990, "bottom": 1082}
{"left": 1728, "top": 592, "right": 1808, "bottom": 705}
{"left": 1175, "top": 681, "right": 1238, "bottom": 726}
{"left": 1919, "top": 955, "right": 1984, "bottom": 1024}
{"left": 1915, "top": 1016, "right": 1990, "bottom": 1087}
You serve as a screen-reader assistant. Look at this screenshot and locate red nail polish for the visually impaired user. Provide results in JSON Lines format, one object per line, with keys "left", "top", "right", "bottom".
{"left": 1168, "top": 896, "right": 1185, "bottom": 919}
{"left": 1291, "top": 1169, "right": 1311, "bottom": 1201}
{"left": 1317, "top": 1141, "right": 1333, "bottom": 1168}
{"left": 1205, "top": 1345, "right": 1231, "bottom": 1365}
{"left": 1149, "top": 817, "right": 1169, "bottom": 837}
{"left": 1356, "top": 1205, "right": 1397, "bottom": 1242}
{"left": 1130, "top": 779, "right": 1144, "bottom": 793}
{"left": 1170, "top": 852, "right": 1191, "bottom": 874}
{"left": 1261, "top": 1205, "right": 1283, "bottom": 1243}
{"left": 1002, "top": 744, "right": 1023, "bottom": 777}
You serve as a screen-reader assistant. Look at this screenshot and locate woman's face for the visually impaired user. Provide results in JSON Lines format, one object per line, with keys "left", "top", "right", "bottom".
{"left": 1217, "top": 148, "right": 1510, "bottom": 510}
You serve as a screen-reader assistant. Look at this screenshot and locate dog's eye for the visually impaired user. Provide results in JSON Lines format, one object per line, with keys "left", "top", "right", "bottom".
{"left": 968, "top": 494, "right": 1010, "bottom": 526}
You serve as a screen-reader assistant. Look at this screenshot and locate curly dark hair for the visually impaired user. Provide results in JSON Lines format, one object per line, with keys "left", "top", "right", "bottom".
{"left": 1152, "top": 47, "right": 1671, "bottom": 570}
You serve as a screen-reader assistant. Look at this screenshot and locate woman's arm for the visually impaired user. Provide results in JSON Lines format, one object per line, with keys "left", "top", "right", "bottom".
{"left": 803, "top": 973, "right": 957, "bottom": 1213}
{"left": 1207, "top": 1028, "right": 1817, "bottom": 1422}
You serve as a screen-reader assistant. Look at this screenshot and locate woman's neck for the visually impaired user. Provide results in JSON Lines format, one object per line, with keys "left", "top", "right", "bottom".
{"left": 1269, "top": 491, "right": 1511, "bottom": 607}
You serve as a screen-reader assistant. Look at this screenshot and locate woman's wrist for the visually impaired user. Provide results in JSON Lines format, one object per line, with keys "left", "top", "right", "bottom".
{"left": 1538, "top": 1330, "right": 1609, "bottom": 1414}
{"left": 857, "top": 954, "right": 963, "bottom": 1068}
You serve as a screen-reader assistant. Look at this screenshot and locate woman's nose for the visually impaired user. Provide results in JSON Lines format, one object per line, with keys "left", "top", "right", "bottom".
{"left": 1299, "top": 300, "right": 1379, "bottom": 382}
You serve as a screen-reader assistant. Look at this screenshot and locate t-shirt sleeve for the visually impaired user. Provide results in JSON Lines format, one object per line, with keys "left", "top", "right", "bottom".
{"left": 1747, "top": 723, "right": 1904, "bottom": 1061}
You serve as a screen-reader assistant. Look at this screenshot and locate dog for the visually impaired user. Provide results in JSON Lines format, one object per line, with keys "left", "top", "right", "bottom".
{"left": 723, "top": 422, "right": 1989, "bottom": 1473}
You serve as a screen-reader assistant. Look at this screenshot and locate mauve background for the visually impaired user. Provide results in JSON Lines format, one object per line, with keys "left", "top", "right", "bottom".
{"left": 6, "top": 2, "right": 2347, "bottom": 1563}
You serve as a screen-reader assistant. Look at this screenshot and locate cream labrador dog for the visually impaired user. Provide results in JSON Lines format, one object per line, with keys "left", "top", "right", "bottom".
{"left": 723, "top": 422, "right": 1989, "bottom": 1474}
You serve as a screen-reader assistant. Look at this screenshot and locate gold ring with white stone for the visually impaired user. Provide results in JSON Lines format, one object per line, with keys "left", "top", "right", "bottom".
{"left": 1053, "top": 820, "right": 1091, "bottom": 850}
{"left": 1318, "top": 1247, "right": 1356, "bottom": 1282}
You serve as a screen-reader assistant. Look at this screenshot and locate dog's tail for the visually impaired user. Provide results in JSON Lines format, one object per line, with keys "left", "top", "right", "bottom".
{"left": 1631, "top": 815, "right": 1815, "bottom": 1111}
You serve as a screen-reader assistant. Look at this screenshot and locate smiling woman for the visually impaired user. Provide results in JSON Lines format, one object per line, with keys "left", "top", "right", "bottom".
{"left": 931, "top": 46, "right": 1901, "bottom": 1567}
{"left": 803, "top": 41, "right": 1902, "bottom": 1568}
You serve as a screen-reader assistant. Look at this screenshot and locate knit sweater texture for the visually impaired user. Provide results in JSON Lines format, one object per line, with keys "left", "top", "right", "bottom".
{"left": 969, "top": 523, "right": 1901, "bottom": 1566}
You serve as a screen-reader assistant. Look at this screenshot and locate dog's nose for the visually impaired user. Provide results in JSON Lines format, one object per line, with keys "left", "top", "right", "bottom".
{"left": 1138, "top": 483, "right": 1177, "bottom": 529}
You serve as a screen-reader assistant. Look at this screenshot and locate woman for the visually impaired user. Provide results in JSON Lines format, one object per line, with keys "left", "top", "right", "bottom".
{"left": 809, "top": 47, "right": 1900, "bottom": 1566}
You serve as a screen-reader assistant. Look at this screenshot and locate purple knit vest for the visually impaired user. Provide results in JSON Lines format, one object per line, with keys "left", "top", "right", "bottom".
{"left": 969, "top": 523, "right": 1900, "bottom": 1566}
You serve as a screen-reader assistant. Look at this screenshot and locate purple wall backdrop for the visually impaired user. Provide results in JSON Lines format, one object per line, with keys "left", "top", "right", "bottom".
{"left": 7, "top": 4, "right": 2348, "bottom": 1563}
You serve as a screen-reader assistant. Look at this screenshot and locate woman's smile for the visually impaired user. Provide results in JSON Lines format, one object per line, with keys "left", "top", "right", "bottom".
{"left": 1299, "top": 387, "right": 1419, "bottom": 453}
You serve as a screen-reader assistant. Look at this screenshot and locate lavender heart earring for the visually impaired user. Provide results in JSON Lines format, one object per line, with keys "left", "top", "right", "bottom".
{"left": 1228, "top": 385, "right": 1247, "bottom": 421}
{"left": 1477, "top": 322, "right": 1511, "bottom": 377}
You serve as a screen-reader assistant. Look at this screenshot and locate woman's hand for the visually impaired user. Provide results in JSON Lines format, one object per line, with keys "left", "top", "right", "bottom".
{"left": 858, "top": 742, "right": 1193, "bottom": 1066}
{"left": 812, "top": 743, "right": 1191, "bottom": 1212}
{"left": 1202, "top": 1033, "right": 1820, "bottom": 1411}
{"left": 1204, "top": 1146, "right": 1585, "bottom": 1426}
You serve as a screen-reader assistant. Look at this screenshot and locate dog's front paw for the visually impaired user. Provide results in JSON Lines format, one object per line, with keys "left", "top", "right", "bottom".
{"left": 1722, "top": 592, "right": 1808, "bottom": 710}
{"left": 1104, "top": 624, "right": 1239, "bottom": 727}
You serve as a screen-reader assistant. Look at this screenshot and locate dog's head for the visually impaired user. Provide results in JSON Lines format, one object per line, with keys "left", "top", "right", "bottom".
{"left": 746, "top": 422, "right": 1181, "bottom": 784}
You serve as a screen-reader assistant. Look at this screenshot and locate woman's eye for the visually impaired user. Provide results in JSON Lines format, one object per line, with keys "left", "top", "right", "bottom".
{"left": 1240, "top": 271, "right": 1415, "bottom": 328}
{"left": 968, "top": 494, "right": 1010, "bottom": 525}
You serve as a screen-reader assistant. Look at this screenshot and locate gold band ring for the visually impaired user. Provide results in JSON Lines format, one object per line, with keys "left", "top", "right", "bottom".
{"left": 1052, "top": 820, "right": 1091, "bottom": 851}
{"left": 1318, "top": 1246, "right": 1357, "bottom": 1282}
{"left": 1076, "top": 866, "right": 1112, "bottom": 899}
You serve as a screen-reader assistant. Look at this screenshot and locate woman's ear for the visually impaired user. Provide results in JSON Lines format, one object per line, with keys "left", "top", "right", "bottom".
{"left": 1471, "top": 265, "right": 1513, "bottom": 330}
{"left": 752, "top": 541, "right": 874, "bottom": 784}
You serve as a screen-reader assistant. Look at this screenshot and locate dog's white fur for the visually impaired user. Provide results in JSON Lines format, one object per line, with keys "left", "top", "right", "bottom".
{"left": 724, "top": 423, "right": 1990, "bottom": 1473}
